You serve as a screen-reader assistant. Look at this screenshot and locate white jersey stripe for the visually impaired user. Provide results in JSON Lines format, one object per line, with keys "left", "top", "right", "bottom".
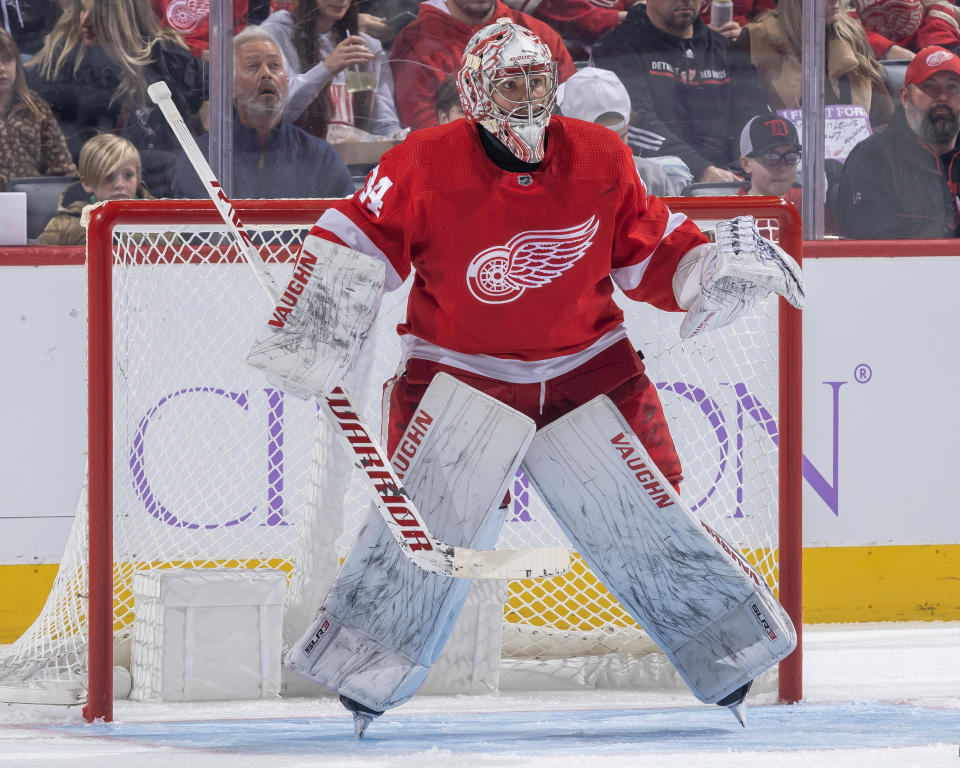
{"left": 610, "top": 256, "right": 652, "bottom": 292}
{"left": 611, "top": 210, "right": 688, "bottom": 292}
{"left": 630, "top": 127, "right": 667, "bottom": 142}
{"left": 400, "top": 326, "right": 630, "bottom": 384}
{"left": 316, "top": 207, "right": 404, "bottom": 291}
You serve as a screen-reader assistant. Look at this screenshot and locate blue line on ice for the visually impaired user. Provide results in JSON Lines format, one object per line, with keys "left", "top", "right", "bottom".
{"left": 44, "top": 703, "right": 958, "bottom": 755}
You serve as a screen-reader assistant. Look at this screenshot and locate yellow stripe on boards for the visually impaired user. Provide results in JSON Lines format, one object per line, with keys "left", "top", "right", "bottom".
{"left": 803, "top": 544, "right": 960, "bottom": 622}
{"left": 0, "top": 546, "right": 957, "bottom": 641}
{"left": 0, "top": 559, "right": 293, "bottom": 642}
{"left": 0, "top": 563, "right": 59, "bottom": 643}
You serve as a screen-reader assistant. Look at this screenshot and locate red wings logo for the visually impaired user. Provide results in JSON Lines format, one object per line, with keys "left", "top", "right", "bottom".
{"left": 465, "top": 216, "right": 600, "bottom": 304}
{"left": 165, "top": 0, "right": 208, "bottom": 32}
{"left": 927, "top": 49, "right": 955, "bottom": 67}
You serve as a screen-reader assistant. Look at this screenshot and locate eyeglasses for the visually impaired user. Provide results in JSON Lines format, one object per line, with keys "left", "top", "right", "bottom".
{"left": 755, "top": 150, "right": 802, "bottom": 169}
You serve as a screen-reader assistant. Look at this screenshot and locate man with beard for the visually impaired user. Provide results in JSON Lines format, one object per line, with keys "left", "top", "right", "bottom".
{"left": 172, "top": 26, "right": 354, "bottom": 199}
{"left": 836, "top": 46, "right": 960, "bottom": 239}
{"left": 592, "top": 0, "right": 766, "bottom": 184}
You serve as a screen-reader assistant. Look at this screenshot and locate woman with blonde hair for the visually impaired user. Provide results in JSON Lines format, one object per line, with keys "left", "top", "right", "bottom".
{"left": 26, "top": 0, "right": 205, "bottom": 192}
{"left": 260, "top": 0, "right": 403, "bottom": 141}
{"left": 736, "top": 0, "right": 894, "bottom": 128}
{"left": 0, "top": 28, "right": 77, "bottom": 189}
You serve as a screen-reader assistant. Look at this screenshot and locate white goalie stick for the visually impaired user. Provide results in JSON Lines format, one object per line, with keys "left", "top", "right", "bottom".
{"left": 147, "top": 81, "right": 569, "bottom": 580}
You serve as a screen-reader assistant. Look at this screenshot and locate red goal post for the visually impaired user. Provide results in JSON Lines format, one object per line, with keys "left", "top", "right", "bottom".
{"left": 78, "top": 195, "right": 801, "bottom": 722}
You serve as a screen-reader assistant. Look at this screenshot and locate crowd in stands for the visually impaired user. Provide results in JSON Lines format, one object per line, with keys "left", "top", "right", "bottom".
{"left": 2, "top": 0, "right": 960, "bottom": 240}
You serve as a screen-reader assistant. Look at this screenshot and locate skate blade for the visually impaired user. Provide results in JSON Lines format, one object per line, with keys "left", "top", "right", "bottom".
{"left": 726, "top": 697, "right": 747, "bottom": 727}
{"left": 353, "top": 711, "right": 376, "bottom": 738}
{"left": 716, "top": 680, "right": 752, "bottom": 728}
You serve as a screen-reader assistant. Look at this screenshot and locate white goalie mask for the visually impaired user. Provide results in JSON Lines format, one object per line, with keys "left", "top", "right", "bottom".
{"left": 457, "top": 18, "right": 558, "bottom": 163}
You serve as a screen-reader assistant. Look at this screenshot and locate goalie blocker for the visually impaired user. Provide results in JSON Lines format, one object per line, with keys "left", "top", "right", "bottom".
{"left": 245, "top": 233, "right": 386, "bottom": 399}
{"left": 521, "top": 395, "right": 797, "bottom": 707}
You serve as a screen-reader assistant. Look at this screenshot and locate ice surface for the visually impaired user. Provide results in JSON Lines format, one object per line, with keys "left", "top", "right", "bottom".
{"left": 0, "top": 621, "right": 957, "bottom": 768}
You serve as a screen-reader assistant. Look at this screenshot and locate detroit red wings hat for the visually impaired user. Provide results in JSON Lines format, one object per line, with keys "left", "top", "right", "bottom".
{"left": 904, "top": 46, "right": 960, "bottom": 88}
{"left": 740, "top": 113, "right": 801, "bottom": 158}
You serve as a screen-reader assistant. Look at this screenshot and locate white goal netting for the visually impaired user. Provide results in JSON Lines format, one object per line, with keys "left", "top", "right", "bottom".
{"left": 0, "top": 201, "right": 797, "bottom": 712}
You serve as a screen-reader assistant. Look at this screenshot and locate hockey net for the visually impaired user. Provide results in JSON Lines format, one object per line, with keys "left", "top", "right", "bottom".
{"left": 0, "top": 197, "right": 801, "bottom": 721}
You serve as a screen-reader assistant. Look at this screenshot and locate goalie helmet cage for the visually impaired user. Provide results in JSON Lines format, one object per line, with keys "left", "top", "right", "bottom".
{"left": 33, "top": 196, "right": 802, "bottom": 722}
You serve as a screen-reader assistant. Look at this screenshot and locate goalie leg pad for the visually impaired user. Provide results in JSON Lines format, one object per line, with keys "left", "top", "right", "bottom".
{"left": 246, "top": 236, "right": 386, "bottom": 398}
{"left": 284, "top": 373, "right": 535, "bottom": 712}
{"left": 521, "top": 395, "right": 796, "bottom": 704}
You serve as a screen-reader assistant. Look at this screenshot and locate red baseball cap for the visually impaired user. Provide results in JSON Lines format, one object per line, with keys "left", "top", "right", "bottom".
{"left": 904, "top": 46, "right": 960, "bottom": 88}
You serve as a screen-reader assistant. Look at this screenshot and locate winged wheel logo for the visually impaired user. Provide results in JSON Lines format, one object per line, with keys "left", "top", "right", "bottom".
{"left": 465, "top": 216, "right": 600, "bottom": 304}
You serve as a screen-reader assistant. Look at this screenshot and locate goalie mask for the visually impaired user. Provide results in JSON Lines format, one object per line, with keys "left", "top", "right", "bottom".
{"left": 457, "top": 18, "right": 558, "bottom": 163}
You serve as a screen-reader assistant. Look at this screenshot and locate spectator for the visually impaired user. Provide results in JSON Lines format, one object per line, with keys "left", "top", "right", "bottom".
{"left": 0, "top": 28, "right": 77, "bottom": 189}
{"left": 737, "top": 111, "right": 803, "bottom": 210}
{"left": 835, "top": 46, "right": 960, "bottom": 238}
{"left": 737, "top": 0, "right": 894, "bottom": 129}
{"left": 520, "top": 0, "right": 634, "bottom": 51}
{"left": 36, "top": 133, "right": 150, "bottom": 244}
{"left": 435, "top": 71, "right": 464, "bottom": 122}
{"left": 851, "top": 0, "right": 957, "bottom": 59}
{"left": 260, "top": 0, "right": 404, "bottom": 141}
{"left": 592, "top": 0, "right": 766, "bottom": 184}
{"left": 25, "top": 0, "right": 205, "bottom": 196}
{"left": 389, "top": 0, "right": 577, "bottom": 130}
{"left": 151, "top": 0, "right": 248, "bottom": 58}
{"left": 2, "top": 0, "right": 60, "bottom": 56}
{"left": 349, "top": 0, "right": 419, "bottom": 44}
{"left": 558, "top": 66, "right": 692, "bottom": 195}
{"left": 171, "top": 26, "right": 354, "bottom": 199}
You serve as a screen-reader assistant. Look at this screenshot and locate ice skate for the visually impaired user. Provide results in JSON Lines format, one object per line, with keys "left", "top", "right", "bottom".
{"left": 716, "top": 680, "right": 752, "bottom": 727}
{"left": 339, "top": 694, "right": 383, "bottom": 738}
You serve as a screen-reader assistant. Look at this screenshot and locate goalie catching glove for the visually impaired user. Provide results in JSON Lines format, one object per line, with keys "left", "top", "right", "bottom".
{"left": 246, "top": 236, "right": 386, "bottom": 398}
{"left": 673, "top": 215, "right": 805, "bottom": 339}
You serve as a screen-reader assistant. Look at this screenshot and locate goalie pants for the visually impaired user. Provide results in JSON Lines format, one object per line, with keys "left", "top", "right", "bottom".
{"left": 387, "top": 338, "right": 683, "bottom": 490}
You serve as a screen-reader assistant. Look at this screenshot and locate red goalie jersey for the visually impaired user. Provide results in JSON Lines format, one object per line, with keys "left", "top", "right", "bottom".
{"left": 312, "top": 117, "right": 708, "bottom": 382}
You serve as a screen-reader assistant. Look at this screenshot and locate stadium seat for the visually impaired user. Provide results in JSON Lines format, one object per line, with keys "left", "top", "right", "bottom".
{"left": 4, "top": 176, "right": 79, "bottom": 240}
{"left": 680, "top": 181, "right": 744, "bottom": 197}
{"left": 881, "top": 59, "right": 909, "bottom": 96}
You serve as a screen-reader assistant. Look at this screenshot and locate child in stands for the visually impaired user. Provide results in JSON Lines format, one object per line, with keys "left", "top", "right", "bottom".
{"left": 37, "top": 134, "right": 151, "bottom": 244}
{"left": 738, "top": 112, "right": 803, "bottom": 211}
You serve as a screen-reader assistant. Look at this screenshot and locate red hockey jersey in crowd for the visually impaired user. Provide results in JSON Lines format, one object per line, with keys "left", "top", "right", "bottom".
{"left": 389, "top": 0, "right": 577, "bottom": 131}
{"left": 151, "top": 0, "right": 248, "bottom": 57}
{"left": 310, "top": 117, "right": 707, "bottom": 381}
{"left": 851, "top": 0, "right": 960, "bottom": 58}
{"left": 511, "top": 0, "right": 633, "bottom": 46}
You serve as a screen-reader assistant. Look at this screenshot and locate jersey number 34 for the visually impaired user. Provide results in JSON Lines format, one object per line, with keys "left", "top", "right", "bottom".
{"left": 359, "top": 167, "right": 394, "bottom": 218}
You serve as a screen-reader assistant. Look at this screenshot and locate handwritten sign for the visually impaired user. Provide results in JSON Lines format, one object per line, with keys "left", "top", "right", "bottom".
{"left": 778, "top": 105, "right": 872, "bottom": 162}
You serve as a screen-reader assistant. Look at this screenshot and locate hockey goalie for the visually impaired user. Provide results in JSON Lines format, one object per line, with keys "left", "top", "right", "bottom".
{"left": 247, "top": 18, "right": 805, "bottom": 737}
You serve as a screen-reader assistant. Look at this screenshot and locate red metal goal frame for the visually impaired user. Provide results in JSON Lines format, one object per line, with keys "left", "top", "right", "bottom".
{"left": 83, "top": 196, "right": 802, "bottom": 722}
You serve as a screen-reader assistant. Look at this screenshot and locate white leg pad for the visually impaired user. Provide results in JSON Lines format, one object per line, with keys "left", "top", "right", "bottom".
{"left": 521, "top": 395, "right": 796, "bottom": 704}
{"left": 284, "top": 373, "right": 534, "bottom": 711}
